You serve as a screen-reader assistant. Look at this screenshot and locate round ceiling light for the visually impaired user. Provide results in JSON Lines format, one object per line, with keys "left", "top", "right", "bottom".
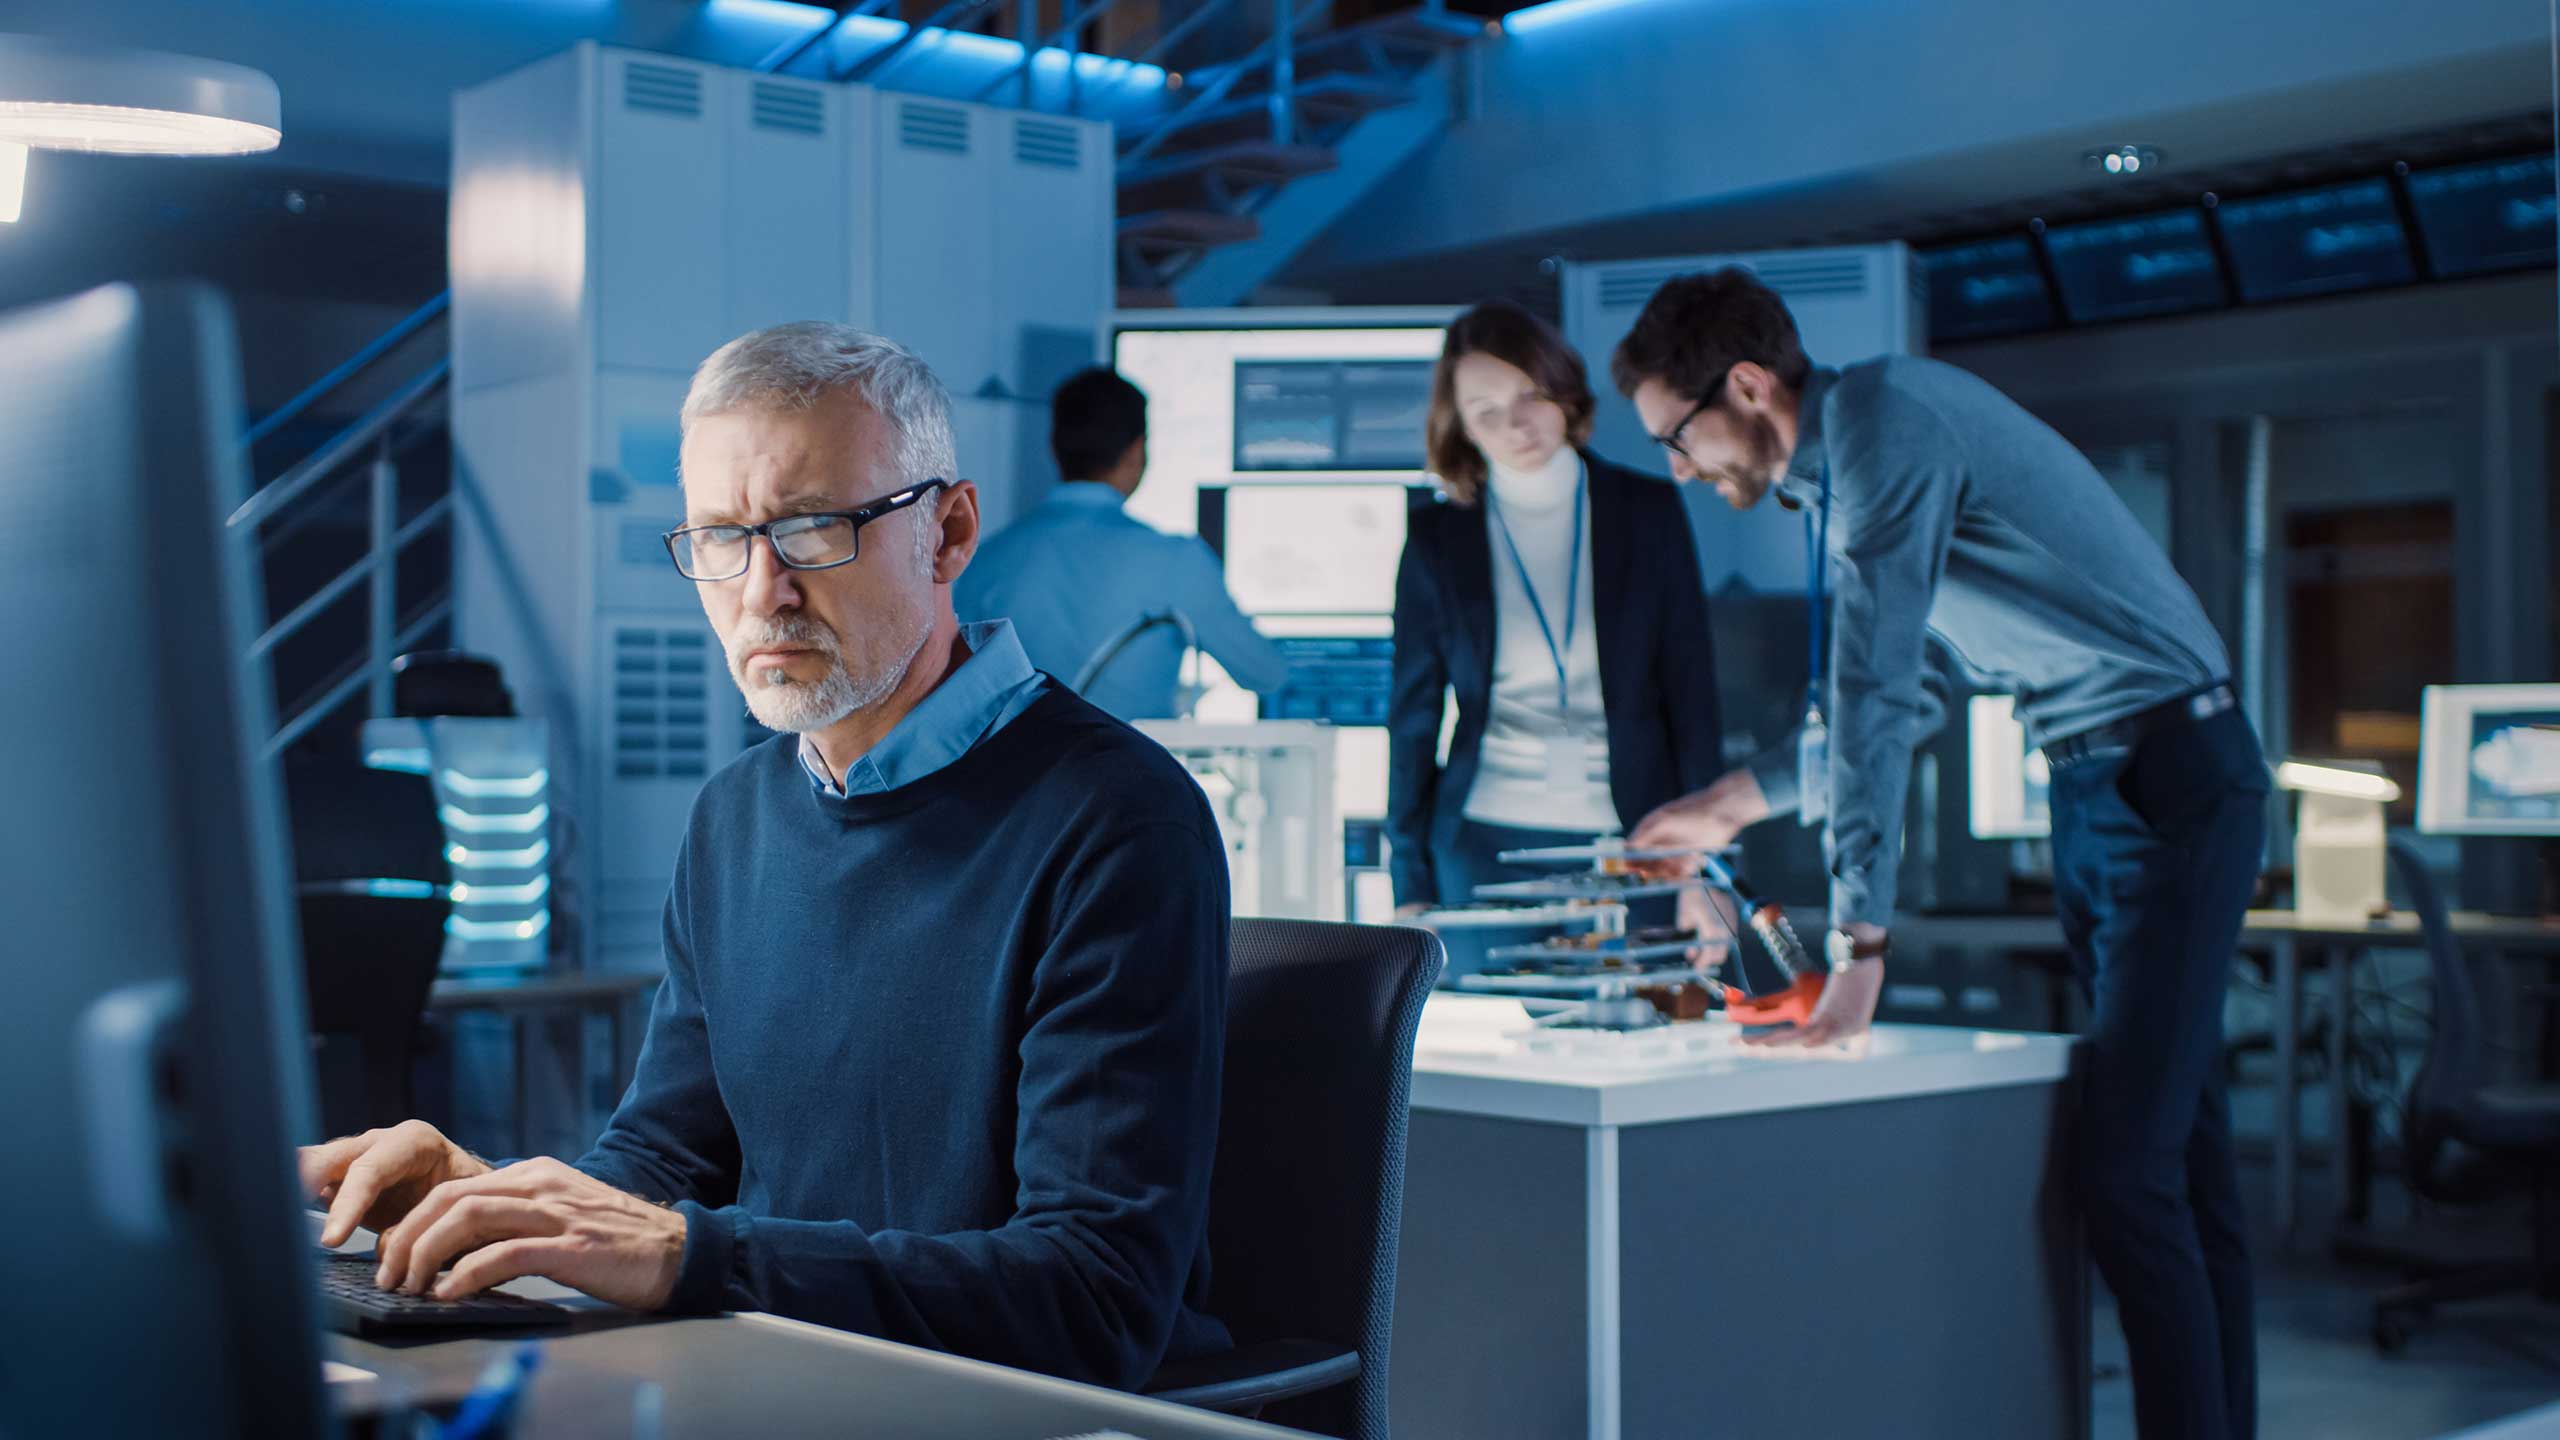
{"left": 0, "top": 34, "right": 280, "bottom": 156}
{"left": 2083, "top": 144, "right": 2163, "bottom": 178}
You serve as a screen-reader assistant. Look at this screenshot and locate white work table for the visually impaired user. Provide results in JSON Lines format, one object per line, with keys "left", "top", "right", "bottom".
{"left": 1409, "top": 994, "right": 2076, "bottom": 1127}
{"left": 1390, "top": 997, "right": 2088, "bottom": 1440}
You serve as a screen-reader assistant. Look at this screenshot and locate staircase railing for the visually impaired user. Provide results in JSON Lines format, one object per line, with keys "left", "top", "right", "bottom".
{"left": 229, "top": 294, "right": 455, "bottom": 762}
{"left": 1119, "top": 0, "right": 1336, "bottom": 167}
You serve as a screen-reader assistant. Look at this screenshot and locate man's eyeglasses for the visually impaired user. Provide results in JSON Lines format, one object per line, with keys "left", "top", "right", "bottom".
{"left": 664, "top": 480, "right": 947, "bottom": 582}
{"left": 1648, "top": 372, "right": 1730, "bottom": 462}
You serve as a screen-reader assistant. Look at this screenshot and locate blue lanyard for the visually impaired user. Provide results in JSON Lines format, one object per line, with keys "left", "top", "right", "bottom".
{"left": 1487, "top": 465, "right": 1586, "bottom": 713}
{"left": 1804, "top": 466, "right": 1831, "bottom": 717}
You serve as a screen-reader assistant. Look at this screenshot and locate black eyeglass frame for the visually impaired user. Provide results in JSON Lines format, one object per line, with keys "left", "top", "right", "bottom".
{"left": 1647, "top": 372, "right": 1732, "bottom": 462}
{"left": 663, "top": 479, "right": 949, "bottom": 582}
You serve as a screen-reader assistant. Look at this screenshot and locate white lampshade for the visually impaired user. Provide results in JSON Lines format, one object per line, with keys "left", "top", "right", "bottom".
{"left": 0, "top": 141, "right": 24, "bottom": 223}
{"left": 0, "top": 34, "right": 279, "bottom": 156}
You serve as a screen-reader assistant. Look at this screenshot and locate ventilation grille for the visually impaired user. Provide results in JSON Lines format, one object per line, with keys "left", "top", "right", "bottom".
{"left": 612, "top": 627, "right": 712, "bottom": 780}
{"left": 623, "top": 62, "right": 703, "bottom": 119}
{"left": 1598, "top": 264, "right": 1692, "bottom": 310}
{"left": 899, "top": 102, "right": 969, "bottom": 155}
{"left": 1752, "top": 253, "right": 1873, "bottom": 300}
{"left": 1016, "top": 118, "right": 1081, "bottom": 169}
{"left": 1597, "top": 253, "right": 1876, "bottom": 309}
{"left": 752, "top": 81, "right": 825, "bottom": 136}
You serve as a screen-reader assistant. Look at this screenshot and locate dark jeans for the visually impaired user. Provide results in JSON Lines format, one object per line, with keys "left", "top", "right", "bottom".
{"left": 2048, "top": 705, "right": 2267, "bottom": 1440}
{"left": 1432, "top": 818, "right": 1679, "bottom": 984}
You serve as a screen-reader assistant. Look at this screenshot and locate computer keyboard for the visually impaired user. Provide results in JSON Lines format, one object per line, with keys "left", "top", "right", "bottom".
{"left": 313, "top": 1251, "right": 573, "bottom": 1335}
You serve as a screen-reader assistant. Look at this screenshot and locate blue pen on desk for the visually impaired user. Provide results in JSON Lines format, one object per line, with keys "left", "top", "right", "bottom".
{"left": 439, "top": 1341, "right": 544, "bottom": 1440}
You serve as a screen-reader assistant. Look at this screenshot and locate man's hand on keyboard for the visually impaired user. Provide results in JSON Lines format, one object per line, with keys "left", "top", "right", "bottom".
{"left": 371, "top": 1157, "right": 687, "bottom": 1311}
{"left": 303, "top": 1120, "right": 494, "bottom": 1248}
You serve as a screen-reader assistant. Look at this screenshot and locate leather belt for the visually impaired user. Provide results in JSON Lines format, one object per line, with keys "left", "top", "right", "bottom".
{"left": 2042, "top": 683, "right": 2238, "bottom": 769}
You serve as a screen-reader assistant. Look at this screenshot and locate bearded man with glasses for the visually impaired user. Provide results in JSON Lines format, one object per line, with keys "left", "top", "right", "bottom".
{"left": 298, "top": 322, "right": 1236, "bottom": 1391}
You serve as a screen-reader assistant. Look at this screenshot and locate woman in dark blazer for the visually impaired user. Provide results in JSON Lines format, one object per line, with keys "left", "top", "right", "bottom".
{"left": 1387, "top": 302, "right": 1726, "bottom": 981}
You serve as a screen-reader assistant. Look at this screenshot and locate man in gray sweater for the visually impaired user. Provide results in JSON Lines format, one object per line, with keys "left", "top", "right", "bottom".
{"left": 1618, "top": 268, "right": 2265, "bottom": 1440}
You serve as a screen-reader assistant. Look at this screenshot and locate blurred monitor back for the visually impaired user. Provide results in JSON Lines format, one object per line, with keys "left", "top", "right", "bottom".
{"left": 0, "top": 284, "right": 329, "bottom": 1438}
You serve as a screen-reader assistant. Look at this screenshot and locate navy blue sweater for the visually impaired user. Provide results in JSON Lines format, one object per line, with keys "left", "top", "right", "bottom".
{"left": 576, "top": 684, "right": 1234, "bottom": 1387}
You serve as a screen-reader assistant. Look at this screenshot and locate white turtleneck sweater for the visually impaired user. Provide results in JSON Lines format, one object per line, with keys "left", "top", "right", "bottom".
{"left": 1462, "top": 447, "right": 1619, "bottom": 833}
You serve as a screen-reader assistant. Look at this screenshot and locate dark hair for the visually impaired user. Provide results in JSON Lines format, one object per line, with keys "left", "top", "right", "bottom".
{"left": 1050, "top": 367, "right": 1148, "bottom": 481}
{"left": 1609, "top": 267, "right": 1812, "bottom": 403}
{"left": 1425, "top": 301, "right": 1596, "bottom": 506}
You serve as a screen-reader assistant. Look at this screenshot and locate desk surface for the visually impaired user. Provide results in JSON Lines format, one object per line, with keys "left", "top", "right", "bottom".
{"left": 1806, "top": 909, "right": 2560, "bottom": 952}
{"left": 1409, "top": 1000, "right": 2076, "bottom": 1128}
{"left": 2238, "top": 908, "right": 2560, "bottom": 948}
{"left": 428, "top": 969, "right": 662, "bottom": 1010}
{"left": 331, "top": 1299, "right": 1315, "bottom": 1439}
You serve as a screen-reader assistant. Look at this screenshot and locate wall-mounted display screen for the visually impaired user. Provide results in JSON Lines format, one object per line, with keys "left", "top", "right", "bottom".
{"left": 2044, "top": 210, "right": 2228, "bottom": 324}
{"left": 2406, "top": 153, "right": 2559, "bottom": 279}
{"left": 1921, "top": 236, "right": 2057, "bottom": 341}
{"left": 2215, "top": 178, "right": 2417, "bottom": 303}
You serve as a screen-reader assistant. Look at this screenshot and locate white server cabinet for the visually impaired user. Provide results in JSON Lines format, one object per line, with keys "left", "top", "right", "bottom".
{"left": 1562, "top": 243, "right": 1925, "bottom": 594}
{"left": 873, "top": 96, "right": 1112, "bottom": 531}
{"left": 453, "top": 44, "right": 1111, "bottom": 971}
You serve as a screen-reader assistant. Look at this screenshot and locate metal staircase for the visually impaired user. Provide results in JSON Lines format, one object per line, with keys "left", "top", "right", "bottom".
{"left": 1112, "top": 3, "right": 1483, "bottom": 306}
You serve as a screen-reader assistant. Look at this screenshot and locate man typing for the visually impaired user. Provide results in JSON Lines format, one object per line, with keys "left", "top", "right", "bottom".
{"left": 301, "top": 322, "right": 1234, "bottom": 1389}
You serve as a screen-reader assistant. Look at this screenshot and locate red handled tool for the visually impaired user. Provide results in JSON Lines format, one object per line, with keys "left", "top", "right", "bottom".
{"left": 1696, "top": 856, "right": 1826, "bottom": 1027}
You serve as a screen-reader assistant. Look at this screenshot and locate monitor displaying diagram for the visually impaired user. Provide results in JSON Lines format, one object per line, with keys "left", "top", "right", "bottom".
{"left": 2418, "top": 684, "right": 2560, "bottom": 835}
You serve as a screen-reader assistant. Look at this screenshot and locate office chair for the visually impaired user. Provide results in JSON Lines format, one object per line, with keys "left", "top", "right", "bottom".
{"left": 1144, "top": 918, "right": 1444, "bottom": 1440}
{"left": 2372, "top": 837, "right": 2560, "bottom": 1352}
{"left": 298, "top": 888, "right": 453, "bottom": 1138}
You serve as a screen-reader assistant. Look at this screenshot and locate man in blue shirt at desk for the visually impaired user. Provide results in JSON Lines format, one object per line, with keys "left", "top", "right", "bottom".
{"left": 300, "top": 323, "right": 1234, "bottom": 1390}
{"left": 959, "top": 367, "right": 1290, "bottom": 719}
{"left": 1618, "top": 270, "right": 2267, "bottom": 1440}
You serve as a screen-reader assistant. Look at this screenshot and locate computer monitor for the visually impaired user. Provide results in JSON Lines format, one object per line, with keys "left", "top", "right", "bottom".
{"left": 1211, "top": 480, "right": 1413, "bottom": 618}
{"left": 0, "top": 285, "right": 329, "bottom": 1438}
{"left": 1109, "top": 312, "right": 1453, "bottom": 538}
{"left": 1968, "top": 695, "right": 2053, "bottom": 840}
{"left": 2417, "top": 684, "right": 2560, "bottom": 835}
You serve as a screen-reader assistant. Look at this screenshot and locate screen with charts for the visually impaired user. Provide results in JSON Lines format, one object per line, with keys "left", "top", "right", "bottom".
{"left": 1265, "top": 636, "right": 1394, "bottom": 727}
{"left": 1231, "top": 359, "right": 1435, "bottom": 472}
{"left": 1213, "top": 481, "right": 1413, "bottom": 617}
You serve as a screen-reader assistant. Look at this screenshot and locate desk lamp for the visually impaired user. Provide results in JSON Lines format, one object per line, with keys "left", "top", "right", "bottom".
{"left": 2276, "top": 760, "right": 2401, "bottom": 923}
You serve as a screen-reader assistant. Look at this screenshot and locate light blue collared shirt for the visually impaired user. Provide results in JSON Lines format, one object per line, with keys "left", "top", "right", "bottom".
{"left": 954, "top": 482, "right": 1292, "bottom": 721}
{"left": 796, "top": 619, "right": 1049, "bottom": 797}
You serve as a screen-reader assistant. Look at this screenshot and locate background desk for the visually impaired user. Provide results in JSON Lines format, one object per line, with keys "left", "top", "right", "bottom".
{"left": 1390, "top": 1005, "right": 2084, "bottom": 1440}
{"left": 1826, "top": 910, "right": 2560, "bottom": 1240}
{"left": 2243, "top": 910, "right": 2560, "bottom": 1236}
{"left": 332, "top": 1301, "right": 1316, "bottom": 1439}
{"left": 428, "top": 969, "right": 661, "bottom": 1154}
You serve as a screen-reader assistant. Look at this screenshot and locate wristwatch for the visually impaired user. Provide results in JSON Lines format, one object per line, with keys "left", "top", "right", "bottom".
{"left": 1824, "top": 929, "right": 1890, "bottom": 974}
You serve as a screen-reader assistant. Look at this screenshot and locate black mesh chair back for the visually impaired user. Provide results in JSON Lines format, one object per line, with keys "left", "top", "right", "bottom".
{"left": 2388, "top": 838, "right": 2490, "bottom": 1194}
{"left": 298, "top": 890, "right": 451, "bottom": 1137}
{"left": 1179, "top": 917, "right": 1441, "bottom": 1440}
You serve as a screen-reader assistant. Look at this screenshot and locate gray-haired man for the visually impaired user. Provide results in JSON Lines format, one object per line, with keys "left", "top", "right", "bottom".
{"left": 299, "top": 323, "right": 1237, "bottom": 1388}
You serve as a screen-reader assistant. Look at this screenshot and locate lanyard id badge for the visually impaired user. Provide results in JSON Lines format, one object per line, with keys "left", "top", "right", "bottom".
{"left": 1489, "top": 465, "right": 1593, "bottom": 800}
{"left": 1543, "top": 733, "right": 1592, "bottom": 797}
{"left": 1798, "top": 466, "right": 1832, "bottom": 827}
